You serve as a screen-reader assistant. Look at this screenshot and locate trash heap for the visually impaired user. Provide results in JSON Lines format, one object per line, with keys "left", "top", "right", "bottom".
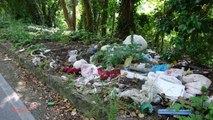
{"left": 60, "top": 35, "right": 213, "bottom": 115}
{"left": 19, "top": 34, "right": 212, "bottom": 117}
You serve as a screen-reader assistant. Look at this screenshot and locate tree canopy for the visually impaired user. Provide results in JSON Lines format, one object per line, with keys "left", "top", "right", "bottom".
{"left": 0, "top": 0, "right": 212, "bottom": 67}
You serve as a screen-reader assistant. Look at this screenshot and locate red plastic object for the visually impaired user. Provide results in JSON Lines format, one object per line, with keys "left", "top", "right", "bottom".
{"left": 98, "top": 68, "right": 120, "bottom": 80}
{"left": 63, "top": 67, "right": 81, "bottom": 74}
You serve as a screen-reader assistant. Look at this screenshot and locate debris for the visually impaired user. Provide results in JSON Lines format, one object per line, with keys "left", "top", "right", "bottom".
{"left": 28, "top": 102, "right": 41, "bottom": 110}
{"left": 129, "top": 63, "right": 150, "bottom": 73}
{"left": 93, "top": 82, "right": 111, "bottom": 87}
{"left": 130, "top": 112, "right": 137, "bottom": 117}
{"left": 80, "top": 64, "right": 99, "bottom": 78}
{"left": 156, "top": 80, "right": 184, "bottom": 100}
{"left": 17, "top": 48, "right": 26, "bottom": 53}
{"left": 73, "top": 59, "right": 88, "bottom": 69}
{"left": 147, "top": 49, "right": 161, "bottom": 61}
{"left": 119, "top": 110, "right": 125, "bottom": 115}
{"left": 183, "top": 74, "right": 212, "bottom": 97}
{"left": 97, "top": 68, "right": 120, "bottom": 80}
{"left": 89, "top": 87, "right": 98, "bottom": 94}
{"left": 143, "top": 54, "right": 158, "bottom": 63}
{"left": 141, "top": 102, "right": 153, "bottom": 114}
{"left": 61, "top": 76, "right": 69, "bottom": 81}
{"left": 49, "top": 59, "right": 57, "bottom": 69}
{"left": 89, "top": 55, "right": 94, "bottom": 64}
{"left": 88, "top": 45, "right": 98, "bottom": 55}
{"left": 120, "top": 70, "right": 146, "bottom": 80}
{"left": 75, "top": 64, "right": 100, "bottom": 86}
{"left": 30, "top": 49, "right": 46, "bottom": 58}
{"left": 118, "top": 89, "right": 145, "bottom": 104}
{"left": 124, "top": 56, "right": 133, "bottom": 67}
{"left": 68, "top": 50, "right": 78, "bottom": 63}
{"left": 151, "top": 64, "right": 169, "bottom": 73}
{"left": 148, "top": 72, "right": 182, "bottom": 84}
{"left": 148, "top": 72, "right": 185, "bottom": 100}
{"left": 207, "top": 96, "right": 213, "bottom": 103}
{"left": 71, "top": 108, "right": 77, "bottom": 116}
{"left": 47, "top": 102, "right": 55, "bottom": 106}
{"left": 32, "top": 57, "right": 41, "bottom": 66}
{"left": 44, "top": 49, "right": 51, "bottom": 54}
{"left": 146, "top": 71, "right": 185, "bottom": 100}
{"left": 166, "top": 68, "right": 186, "bottom": 77}
{"left": 140, "top": 78, "right": 159, "bottom": 104}
{"left": 100, "top": 45, "right": 111, "bottom": 51}
{"left": 158, "top": 109, "right": 192, "bottom": 115}
{"left": 138, "top": 113, "right": 144, "bottom": 118}
{"left": 123, "top": 34, "right": 147, "bottom": 51}
{"left": 3, "top": 56, "right": 12, "bottom": 61}
{"left": 63, "top": 67, "right": 81, "bottom": 74}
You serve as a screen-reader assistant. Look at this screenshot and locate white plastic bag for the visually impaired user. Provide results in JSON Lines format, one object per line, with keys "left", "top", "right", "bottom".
{"left": 68, "top": 50, "right": 78, "bottom": 62}
{"left": 75, "top": 64, "right": 100, "bottom": 86}
{"left": 183, "top": 74, "right": 211, "bottom": 97}
{"left": 148, "top": 72, "right": 185, "bottom": 100}
{"left": 73, "top": 59, "right": 88, "bottom": 69}
{"left": 166, "top": 68, "right": 186, "bottom": 77}
{"left": 123, "top": 34, "right": 147, "bottom": 50}
{"left": 120, "top": 70, "right": 147, "bottom": 80}
{"left": 80, "top": 64, "right": 99, "bottom": 78}
{"left": 118, "top": 89, "right": 144, "bottom": 104}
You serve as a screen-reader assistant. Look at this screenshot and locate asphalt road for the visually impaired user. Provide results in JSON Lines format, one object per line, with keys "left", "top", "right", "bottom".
{"left": 0, "top": 74, "right": 35, "bottom": 120}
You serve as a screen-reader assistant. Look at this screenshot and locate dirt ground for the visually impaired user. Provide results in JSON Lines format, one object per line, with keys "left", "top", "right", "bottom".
{"left": 0, "top": 49, "right": 85, "bottom": 120}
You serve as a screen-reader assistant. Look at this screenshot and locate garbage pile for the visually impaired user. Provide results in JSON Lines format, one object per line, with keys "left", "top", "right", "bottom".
{"left": 63, "top": 35, "right": 213, "bottom": 104}
{"left": 20, "top": 34, "right": 212, "bottom": 117}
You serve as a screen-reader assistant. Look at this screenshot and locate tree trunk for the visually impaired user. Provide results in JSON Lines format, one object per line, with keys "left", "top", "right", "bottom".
{"left": 41, "top": 0, "right": 46, "bottom": 24}
{"left": 81, "top": 0, "right": 93, "bottom": 32}
{"left": 50, "top": 0, "right": 60, "bottom": 27}
{"left": 60, "top": 0, "right": 72, "bottom": 30}
{"left": 71, "top": 0, "right": 76, "bottom": 31}
{"left": 111, "top": 13, "right": 115, "bottom": 38}
{"left": 153, "top": 31, "right": 160, "bottom": 51}
{"left": 101, "top": 0, "right": 108, "bottom": 36}
{"left": 117, "top": 0, "right": 136, "bottom": 39}
{"left": 26, "top": 0, "right": 43, "bottom": 24}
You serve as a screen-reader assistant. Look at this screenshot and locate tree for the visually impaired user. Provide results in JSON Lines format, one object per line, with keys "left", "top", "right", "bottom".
{"left": 60, "top": 0, "right": 72, "bottom": 30}
{"left": 108, "top": 0, "right": 118, "bottom": 38}
{"left": 42, "top": 0, "right": 60, "bottom": 27}
{"left": 117, "top": 0, "right": 137, "bottom": 39}
{"left": 81, "top": 0, "right": 93, "bottom": 32}
{"left": 101, "top": 0, "right": 108, "bottom": 36}
{"left": 71, "top": 0, "right": 76, "bottom": 31}
{"left": 26, "top": 0, "right": 43, "bottom": 24}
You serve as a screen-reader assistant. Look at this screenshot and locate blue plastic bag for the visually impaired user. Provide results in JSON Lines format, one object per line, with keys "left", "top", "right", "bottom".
{"left": 151, "top": 64, "right": 168, "bottom": 73}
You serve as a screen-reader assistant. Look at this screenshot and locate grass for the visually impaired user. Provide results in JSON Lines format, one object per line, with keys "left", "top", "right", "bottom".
{"left": 0, "top": 16, "right": 104, "bottom": 49}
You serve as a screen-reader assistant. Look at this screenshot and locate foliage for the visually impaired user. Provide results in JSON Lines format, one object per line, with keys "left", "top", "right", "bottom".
{"left": 0, "top": 18, "right": 32, "bottom": 43}
{"left": 108, "top": 92, "right": 119, "bottom": 120}
{"left": 0, "top": 0, "right": 212, "bottom": 68}
{"left": 170, "top": 87, "right": 213, "bottom": 120}
{"left": 70, "top": 30, "right": 100, "bottom": 44}
{"left": 0, "top": 17, "right": 70, "bottom": 48}
{"left": 156, "top": 0, "right": 213, "bottom": 67}
{"left": 93, "top": 43, "right": 148, "bottom": 69}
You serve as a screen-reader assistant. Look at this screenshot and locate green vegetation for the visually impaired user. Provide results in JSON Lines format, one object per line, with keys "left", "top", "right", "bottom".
{"left": 1, "top": 0, "right": 212, "bottom": 67}
{"left": 93, "top": 44, "right": 149, "bottom": 68}
{"left": 170, "top": 87, "right": 213, "bottom": 120}
{"left": 0, "top": 1, "right": 212, "bottom": 119}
